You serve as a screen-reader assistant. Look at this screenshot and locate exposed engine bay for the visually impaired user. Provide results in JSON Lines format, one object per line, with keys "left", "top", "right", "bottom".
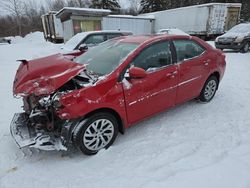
{"left": 11, "top": 72, "right": 93, "bottom": 151}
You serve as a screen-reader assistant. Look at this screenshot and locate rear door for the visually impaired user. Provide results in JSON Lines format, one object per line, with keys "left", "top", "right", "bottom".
{"left": 122, "top": 41, "right": 178, "bottom": 124}
{"left": 173, "top": 39, "right": 210, "bottom": 104}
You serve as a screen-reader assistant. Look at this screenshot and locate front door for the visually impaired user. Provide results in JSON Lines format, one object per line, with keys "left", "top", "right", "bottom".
{"left": 122, "top": 41, "right": 178, "bottom": 124}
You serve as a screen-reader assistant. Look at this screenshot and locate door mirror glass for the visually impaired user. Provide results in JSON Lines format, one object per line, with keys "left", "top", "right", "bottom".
{"left": 129, "top": 67, "right": 147, "bottom": 79}
{"left": 79, "top": 44, "right": 88, "bottom": 51}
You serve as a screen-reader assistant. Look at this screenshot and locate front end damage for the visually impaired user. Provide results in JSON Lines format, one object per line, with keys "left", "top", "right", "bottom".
{"left": 11, "top": 54, "right": 96, "bottom": 151}
{"left": 10, "top": 113, "right": 67, "bottom": 150}
{"left": 11, "top": 75, "right": 91, "bottom": 151}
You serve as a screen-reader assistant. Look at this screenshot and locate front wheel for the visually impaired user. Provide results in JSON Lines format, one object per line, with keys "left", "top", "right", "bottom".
{"left": 241, "top": 42, "right": 249, "bottom": 53}
{"left": 73, "top": 112, "right": 119, "bottom": 155}
{"left": 199, "top": 76, "right": 218, "bottom": 103}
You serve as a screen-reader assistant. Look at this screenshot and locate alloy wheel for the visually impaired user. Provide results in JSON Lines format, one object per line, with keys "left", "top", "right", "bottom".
{"left": 204, "top": 80, "right": 217, "bottom": 101}
{"left": 83, "top": 119, "right": 114, "bottom": 151}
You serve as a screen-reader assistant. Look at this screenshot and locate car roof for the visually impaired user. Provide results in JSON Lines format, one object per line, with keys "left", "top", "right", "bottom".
{"left": 112, "top": 34, "right": 212, "bottom": 50}
{"left": 77, "top": 30, "right": 132, "bottom": 37}
{"left": 157, "top": 28, "right": 190, "bottom": 36}
{"left": 113, "top": 34, "right": 192, "bottom": 44}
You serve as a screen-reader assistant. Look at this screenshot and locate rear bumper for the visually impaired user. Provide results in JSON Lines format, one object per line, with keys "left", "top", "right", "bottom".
{"left": 10, "top": 113, "right": 67, "bottom": 151}
{"left": 215, "top": 42, "right": 244, "bottom": 50}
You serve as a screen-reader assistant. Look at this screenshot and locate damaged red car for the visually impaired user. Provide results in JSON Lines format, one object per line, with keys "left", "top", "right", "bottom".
{"left": 11, "top": 35, "right": 226, "bottom": 155}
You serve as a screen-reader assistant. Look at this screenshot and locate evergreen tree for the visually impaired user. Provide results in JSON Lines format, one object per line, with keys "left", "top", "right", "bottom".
{"left": 90, "top": 0, "right": 121, "bottom": 11}
{"left": 140, "top": 0, "right": 167, "bottom": 13}
{"left": 241, "top": 0, "right": 250, "bottom": 21}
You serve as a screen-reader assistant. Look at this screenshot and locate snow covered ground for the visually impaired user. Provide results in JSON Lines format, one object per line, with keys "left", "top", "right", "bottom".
{"left": 0, "top": 33, "right": 250, "bottom": 188}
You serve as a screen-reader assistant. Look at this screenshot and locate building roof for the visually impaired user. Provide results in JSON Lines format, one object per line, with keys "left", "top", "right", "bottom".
{"left": 107, "top": 14, "right": 155, "bottom": 20}
{"left": 56, "top": 7, "right": 111, "bottom": 21}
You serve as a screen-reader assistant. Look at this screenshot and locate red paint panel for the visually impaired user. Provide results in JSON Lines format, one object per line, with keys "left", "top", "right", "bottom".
{"left": 13, "top": 54, "right": 84, "bottom": 96}
{"left": 123, "top": 65, "right": 178, "bottom": 124}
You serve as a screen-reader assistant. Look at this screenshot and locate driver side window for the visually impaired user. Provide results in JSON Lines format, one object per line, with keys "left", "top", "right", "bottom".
{"left": 131, "top": 41, "right": 172, "bottom": 71}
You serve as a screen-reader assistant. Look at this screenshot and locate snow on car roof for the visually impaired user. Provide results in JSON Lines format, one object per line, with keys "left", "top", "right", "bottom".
{"left": 220, "top": 23, "right": 250, "bottom": 38}
{"left": 228, "top": 23, "right": 250, "bottom": 33}
{"left": 157, "top": 28, "right": 190, "bottom": 36}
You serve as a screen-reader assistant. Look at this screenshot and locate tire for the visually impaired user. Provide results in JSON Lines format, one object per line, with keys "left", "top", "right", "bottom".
{"left": 73, "top": 112, "right": 118, "bottom": 155}
{"left": 199, "top": 75, "right": 218, "bottom": 103}
{"left": 240, "top": 42, "right": 249, "bottom": 53}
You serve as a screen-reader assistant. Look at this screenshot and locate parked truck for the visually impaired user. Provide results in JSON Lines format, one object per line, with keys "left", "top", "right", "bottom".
{"left": 41, "top": 12, "right": 64, "bottom": 43}
{"left": 142, "top": 3, "right": 242, "bottom": 39}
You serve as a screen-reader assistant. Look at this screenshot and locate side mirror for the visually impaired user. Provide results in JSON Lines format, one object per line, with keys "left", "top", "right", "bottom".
{"left": 78, "top": 44, "right": 88, "bottom": 51}
{"left": 129, "top": 67, "right": 147, "bottom": 79}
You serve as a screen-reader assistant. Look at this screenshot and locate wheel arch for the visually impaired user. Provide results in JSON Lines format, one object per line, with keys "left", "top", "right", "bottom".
{"left": 200, "top": 71, "right": 220, "bottom": 94}
{"left": 210, "top": 71, "right": 220, "bottom": 84}
{"left": 83, "top": 107, "right": 125, "bottom": 134}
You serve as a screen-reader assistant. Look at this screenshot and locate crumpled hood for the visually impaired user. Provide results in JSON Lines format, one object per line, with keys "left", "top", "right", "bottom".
{"left": 13, "top": 53, "right": 85, "bottom": 96}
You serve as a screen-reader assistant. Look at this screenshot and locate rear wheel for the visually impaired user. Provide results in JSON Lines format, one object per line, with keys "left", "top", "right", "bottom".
{"left": 73, "top": 112, "right": 118, "bottom": 155}
{"left": 199, "top": 76, "right": 218, "bottom": 103}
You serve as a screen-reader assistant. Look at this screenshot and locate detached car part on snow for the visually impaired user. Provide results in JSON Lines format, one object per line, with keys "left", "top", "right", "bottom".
{"left": 11, "top": 35, "right": 226, "bottom": 155}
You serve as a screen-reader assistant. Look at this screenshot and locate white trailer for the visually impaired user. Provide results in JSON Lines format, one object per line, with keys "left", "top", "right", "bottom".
{"left": 102, "top": 15, "right": 155, "bottom": 35}
{"left": 41, "top": 12, "right": 64, "bottom": 43}
{"left": 142, "top": 3, "right": 242, "bottom": 38}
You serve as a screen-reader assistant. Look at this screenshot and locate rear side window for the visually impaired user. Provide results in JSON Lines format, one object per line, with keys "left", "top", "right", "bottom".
{"left": 131, "top": 41, "right": 172, "bottom": 71}
{"left": 173, "top": 40, "right": 205, "bottom": 62}
{"left": 84, "top": 34, "right": 105, "bottom": 46}
{"left": 107, "top": 34, "right": 122, "bottom": 40}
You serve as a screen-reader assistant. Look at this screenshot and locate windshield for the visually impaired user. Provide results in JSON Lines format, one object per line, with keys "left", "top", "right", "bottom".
{"left": 63, "top": 33, "right": 87, "bottom": 51}
{"left": 74, "top": 40, "right": 139, "bottom": 75}
{"left": 228, "top": 24, "right": 250, "bottom": 34}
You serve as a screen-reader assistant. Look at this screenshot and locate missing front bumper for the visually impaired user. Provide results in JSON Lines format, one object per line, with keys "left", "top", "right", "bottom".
{"left": 10, "top": 113, "right": 67, "bottom": 151}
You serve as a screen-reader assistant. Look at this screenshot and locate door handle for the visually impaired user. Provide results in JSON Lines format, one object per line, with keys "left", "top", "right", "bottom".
{"left": 166, "top": 71, "right": 178, "bottom": 78}
{"left": 204, "top": 59, "right": 211, "bottom": 66}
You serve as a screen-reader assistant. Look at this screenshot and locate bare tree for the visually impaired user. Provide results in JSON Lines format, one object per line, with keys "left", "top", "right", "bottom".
{"left": 128, "top": 0, "right": 141, "bottom": 15}
{"left": 23, "top": 0, "right": 44, "bottom": 33}
{"left": 2, "top": 0, "right": 24, "bottom": 36}
{"left": 46, "top": 0, "right": 67, "bottom": 11}
{"left": 67, "top": 0, "right": 91, "bottom": 8}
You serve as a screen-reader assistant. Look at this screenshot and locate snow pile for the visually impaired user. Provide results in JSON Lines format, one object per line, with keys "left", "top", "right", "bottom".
{"left": 10, "top": 32, "right": 45, "bottom": 44}
{"left": 23, "top": 32, "right": 45, "bottom": 43}
{"left": 0, "top": 41, "right": 250, "bottom": 188}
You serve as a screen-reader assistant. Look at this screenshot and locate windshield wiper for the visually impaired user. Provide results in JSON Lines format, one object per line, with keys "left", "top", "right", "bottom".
{"left": 83, "top": 69, "right": 101, "bottom": 83}
{"left": 83, "top": 69, "right": 93, "bottom": 80}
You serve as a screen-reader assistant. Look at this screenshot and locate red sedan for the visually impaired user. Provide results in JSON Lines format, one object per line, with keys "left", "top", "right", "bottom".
{"left": 11, "top": 35, "right": 226, "bottom": 155}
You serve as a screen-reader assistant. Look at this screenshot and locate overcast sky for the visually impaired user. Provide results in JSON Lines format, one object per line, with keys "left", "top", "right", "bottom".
{"left": 0, "top": 0, "right": 131, "bottom": 15}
